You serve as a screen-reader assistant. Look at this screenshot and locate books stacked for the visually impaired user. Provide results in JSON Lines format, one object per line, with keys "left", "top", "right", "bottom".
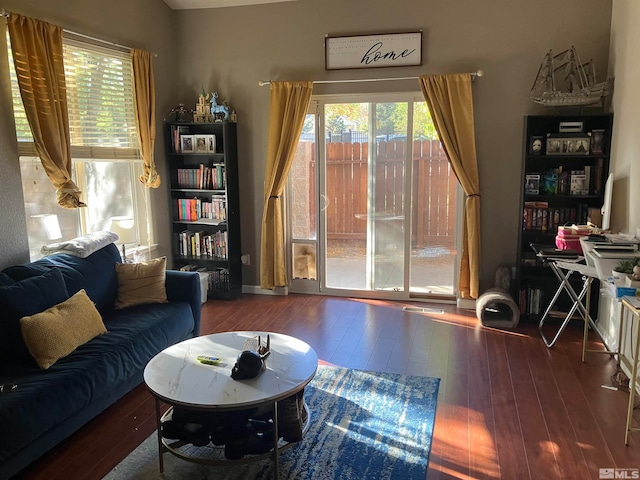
{"left": 176, "top": 196, "right": 227, "bottom": 222}
{"left": 177, "top": 165, "right": 225, "bottom": 189}
{"left": 519, "top": 286, "right": 544, "bottom": 315}
{"left": 178, "top": 230, "right": 228, "bottom": 259}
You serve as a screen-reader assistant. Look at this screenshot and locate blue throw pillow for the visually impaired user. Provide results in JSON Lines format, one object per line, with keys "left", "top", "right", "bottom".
{"left": 0, "top": 267, "right": 70, "bottom": 362}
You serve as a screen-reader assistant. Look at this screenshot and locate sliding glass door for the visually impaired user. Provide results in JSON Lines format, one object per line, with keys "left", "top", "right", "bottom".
{"left": 287, "top": 94, "right": 460, "bottom": 299}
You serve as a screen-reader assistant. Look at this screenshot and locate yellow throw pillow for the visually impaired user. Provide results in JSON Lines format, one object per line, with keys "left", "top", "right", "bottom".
{"left": 114, "top": 256, "right": 168, "bottom": 309}
{"left": 20, "top": 289, "right": 107, "bottom": 370}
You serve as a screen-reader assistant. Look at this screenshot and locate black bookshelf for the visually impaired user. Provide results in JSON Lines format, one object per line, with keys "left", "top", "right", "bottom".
{"left": 165, "top": 121, "right": 242, "bottom": 300}
{"left": 516, "top": 113, "right": 613, "bottom": 320}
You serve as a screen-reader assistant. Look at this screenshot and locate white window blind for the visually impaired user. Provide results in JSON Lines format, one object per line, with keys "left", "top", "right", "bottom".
{"left": 63, "top": 37, "right": 138, "bottom": 150}
{"left": 7, "top": 33, "right": 140, "bottom": 159}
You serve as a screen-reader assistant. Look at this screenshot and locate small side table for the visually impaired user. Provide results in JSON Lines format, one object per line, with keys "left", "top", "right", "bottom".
{"left": 619, "top": 296, "right": 640, "bottom": 444}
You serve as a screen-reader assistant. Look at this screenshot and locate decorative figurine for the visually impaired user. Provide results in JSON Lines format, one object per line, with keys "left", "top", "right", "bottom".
{"left": 230, "top": 335, "right": 271, "bottom": 380}
{"left": 165, "top": 103, "right": 189, "bottom": 123}
{"left": 210, "top": 92, "right": 230, "bottom": 123}
{"left": 193, "top": 90, "right": 213, "bottom": 123}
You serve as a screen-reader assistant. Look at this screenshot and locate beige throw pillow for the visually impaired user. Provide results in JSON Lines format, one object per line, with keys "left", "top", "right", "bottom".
{"left": 20, "top": 289, "right": 107, "bottom": 370}
{"left": 114, "top": 256, "right": 168, "bottom": 309}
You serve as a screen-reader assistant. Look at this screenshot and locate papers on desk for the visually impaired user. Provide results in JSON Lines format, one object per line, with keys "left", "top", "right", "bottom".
{"left": 591, "top": 235, "right": 639, "bottom": 256}
{"left": 605, "top": 233, "right": 640, "bottom": 245}
{"left": 583, "top": 234, "right": 639, "bottom": 256}
{"left": 622, "top": 295, "right": 640, "bottom": 309}
{"left": 593, "top": 249, "right": 640, "bottom": 259}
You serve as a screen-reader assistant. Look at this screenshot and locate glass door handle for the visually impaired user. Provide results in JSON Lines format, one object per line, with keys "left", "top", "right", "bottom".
{"left": 320, "top": 194, "right": 329, "bottom": 211}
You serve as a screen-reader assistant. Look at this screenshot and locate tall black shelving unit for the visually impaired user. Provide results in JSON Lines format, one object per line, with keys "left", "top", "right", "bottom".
{"left": 165, "top": 121, "right": 242, "bottom": 300}
{"left": 516, "top": 113, "right": 613, "bottom": 320}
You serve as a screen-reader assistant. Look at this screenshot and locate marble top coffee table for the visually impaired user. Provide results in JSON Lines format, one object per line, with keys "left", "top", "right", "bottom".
{"left": 143, "top": 331, "right": 318, "bottom": 477}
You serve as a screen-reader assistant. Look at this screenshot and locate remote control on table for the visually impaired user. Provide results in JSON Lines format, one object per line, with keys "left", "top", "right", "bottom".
{"left": 196, "top": 355, "right": 221, "bottom": 365}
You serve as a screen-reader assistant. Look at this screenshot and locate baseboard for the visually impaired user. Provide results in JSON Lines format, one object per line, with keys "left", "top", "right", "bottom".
{"left": 457, "top": 298, "right": 476, "bottom": 310}
{"left": 242, "top": 285, "right": 289, "bottom": 296}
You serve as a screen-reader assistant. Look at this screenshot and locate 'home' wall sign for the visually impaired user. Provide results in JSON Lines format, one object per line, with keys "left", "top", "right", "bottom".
{"left": 325, "top": 32, "right": 422, "bottom": 70}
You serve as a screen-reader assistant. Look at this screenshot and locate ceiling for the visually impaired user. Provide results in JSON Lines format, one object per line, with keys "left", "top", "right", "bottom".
{"left": 163, "top": 0, "right": 296, "bottom": 9}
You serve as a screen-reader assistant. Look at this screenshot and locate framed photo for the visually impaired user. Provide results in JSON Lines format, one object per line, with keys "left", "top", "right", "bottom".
{"left": 206, "top": 134, "right": 216, "bottom": 153}
{"left": 194, "top": 135, "right": 208, "bottom": 153}
{"left": 529, "top": 136, "right": 544, "bottom": 155}
{"left": 180, "top": 135, "right": 195, "bottom": 153}
{"left": 546, "top": 134, "right": 590, "bottom": 155}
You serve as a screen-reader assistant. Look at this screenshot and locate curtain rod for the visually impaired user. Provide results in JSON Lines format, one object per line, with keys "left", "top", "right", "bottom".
{"left": 1, "top": 9, "right": 157, "bottom": 57}
{"left": 258, "top": 70, "right": 484, "bottom": 87}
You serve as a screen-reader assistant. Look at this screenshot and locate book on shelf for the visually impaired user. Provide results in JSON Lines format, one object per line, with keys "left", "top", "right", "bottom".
{"left": 523, "top": 201, "right": 548, "bottom": 231}
{"left": 590, "top": 129, "right": 605, "bottom": 155}
{"left": 523, "top": 202, "right": 581, "bottom": 232}
{"left": 176, "top": 197, "right": 226, "bottom": 222}
{"left": 584, "top": 165, "right": 592, "bottom": 194}
{"left": 171, "top": 125, "right": 190, "bottom": 153}
{"left": 594, "top": 158, "right": 604, "bottom": 195}
{"left": 519, "top": 286, "right": 544, "bottom": 316}
{"left": 177, "top": 230, "right": 229, "bottom": 259}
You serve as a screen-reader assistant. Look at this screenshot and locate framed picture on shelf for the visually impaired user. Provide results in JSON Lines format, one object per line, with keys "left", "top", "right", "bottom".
{"left": 180, "top": 135, "right": 195, "bottom": 153}
{"left": 546, "top": 134, "right": 590, "bottom": 155}
{"left": 529, "top": 136, "right": 544, "bottom": 155}
{"left": 206, "top": 134, "right": 216, "bottom": 153}
{"left": 194, "top": 135, "right": 208, "bottom": 153}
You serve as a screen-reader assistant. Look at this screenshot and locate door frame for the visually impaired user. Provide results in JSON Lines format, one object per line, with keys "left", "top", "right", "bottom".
{"left": 286, "top": 93, "right": 461, "bottom": 301}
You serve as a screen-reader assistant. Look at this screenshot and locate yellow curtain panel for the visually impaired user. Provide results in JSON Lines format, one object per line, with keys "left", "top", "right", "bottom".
{"left": 131, "top": 48, "right": 160, "bottom": 188}
{"left": 7, "top": 13, "right": 86, "bottom": 208}
{"left": 419, "top": 73, "right": 481, "bottom": 299}
{"left": 260, "top": 81, "right": 313, "bottom": 290}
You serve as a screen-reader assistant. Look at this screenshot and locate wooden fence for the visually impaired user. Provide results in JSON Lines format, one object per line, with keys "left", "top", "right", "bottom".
{"left": 313, "top": 139, "right": 457, "bottom": 247}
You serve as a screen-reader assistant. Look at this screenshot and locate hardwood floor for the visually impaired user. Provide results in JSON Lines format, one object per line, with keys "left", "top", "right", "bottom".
{"left": 16, "top": 293, "right": 640, "bottom": 479}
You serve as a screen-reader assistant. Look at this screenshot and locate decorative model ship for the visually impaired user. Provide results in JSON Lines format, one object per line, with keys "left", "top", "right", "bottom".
{"left": 530, "top": 46, "right": 613, "bottom": 107}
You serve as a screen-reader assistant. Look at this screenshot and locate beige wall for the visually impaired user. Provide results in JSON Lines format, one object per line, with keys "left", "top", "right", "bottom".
{"left": 0, "top": 0, "right": 616, "bottom": 295}
{"left": 0, "top": 0, "right": 178, "bottom": 270}
{"left": 171, "top": 0, "right": 613, "bottom": 291}
{"left": 609, "top": 0, "right": 640, "bottom": 236}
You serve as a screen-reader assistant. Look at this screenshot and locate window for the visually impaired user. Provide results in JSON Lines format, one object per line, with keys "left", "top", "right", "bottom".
{"left": 7, "top": 33, "right": 149, "bottom": 260}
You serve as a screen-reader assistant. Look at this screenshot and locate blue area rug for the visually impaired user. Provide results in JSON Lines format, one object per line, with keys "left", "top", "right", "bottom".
{"left": 104, "top": 365, "right": 440, "bottom": 480}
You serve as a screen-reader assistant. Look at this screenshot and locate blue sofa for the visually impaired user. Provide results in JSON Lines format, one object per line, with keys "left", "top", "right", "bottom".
{"left": 0, "top": 243, "right": 201, "bottom": 479}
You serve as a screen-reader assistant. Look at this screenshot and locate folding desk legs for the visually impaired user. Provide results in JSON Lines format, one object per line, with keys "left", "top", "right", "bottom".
{"left": 538, "top": 271, "right": 592, "bottom": 348}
